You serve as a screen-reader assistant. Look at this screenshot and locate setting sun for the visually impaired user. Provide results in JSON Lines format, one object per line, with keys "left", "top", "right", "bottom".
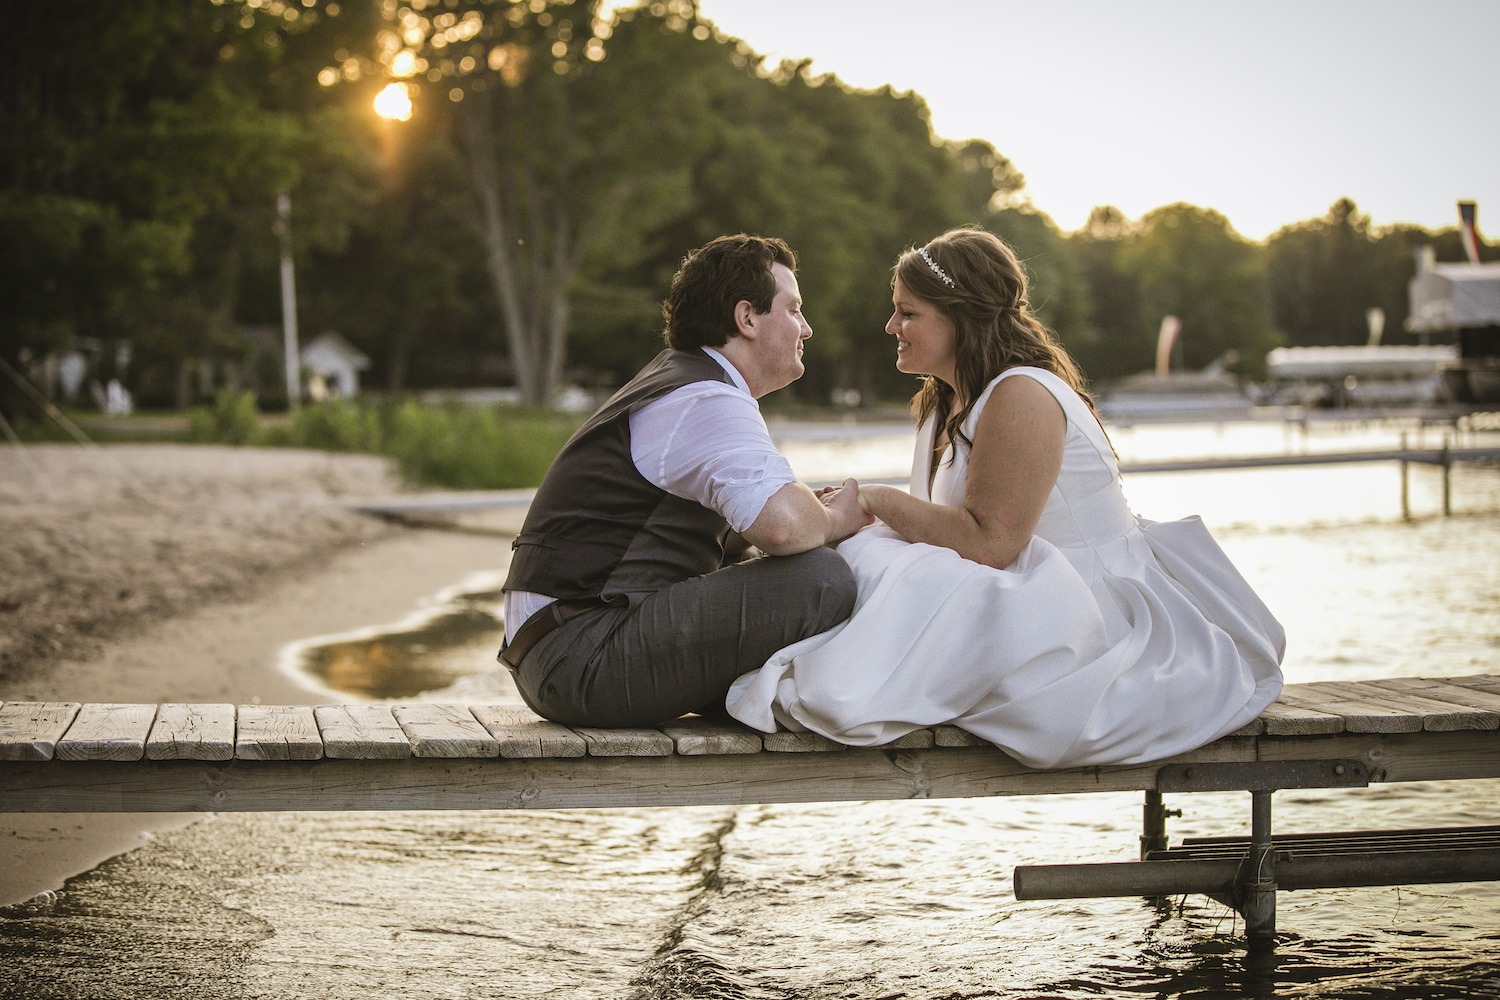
{"left": 373, "top": 82, "right": 412, "bottom": 121}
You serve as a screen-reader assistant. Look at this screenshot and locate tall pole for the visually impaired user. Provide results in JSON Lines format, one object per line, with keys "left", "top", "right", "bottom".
{"left": 276, "top": 190, "right": 301, "bottom": 409}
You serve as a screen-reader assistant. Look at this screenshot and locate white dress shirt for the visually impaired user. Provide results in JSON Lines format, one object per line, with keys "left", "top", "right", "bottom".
{"left": 504, "top": 348, "right": 796, "bottom": 642}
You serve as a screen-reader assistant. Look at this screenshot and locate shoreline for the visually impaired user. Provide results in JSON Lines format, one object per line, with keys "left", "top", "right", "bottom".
{"left": 1, "top": 526, "right": 512, "bottom": 906}
{"left": 0, "top": 444, "right": 517, "bottom": 906}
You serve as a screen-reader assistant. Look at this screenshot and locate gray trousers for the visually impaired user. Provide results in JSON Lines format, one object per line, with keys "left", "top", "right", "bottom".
{"left": 509, "top": 547, "right": 857, "bottom": 728}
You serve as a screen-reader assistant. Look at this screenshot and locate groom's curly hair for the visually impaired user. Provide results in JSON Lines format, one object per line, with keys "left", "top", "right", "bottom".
{"left": 663, "top": 234, "right": 797, "bottom": 349}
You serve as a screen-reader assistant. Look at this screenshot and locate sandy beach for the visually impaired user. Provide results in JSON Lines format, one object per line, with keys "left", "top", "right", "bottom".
{"left": 0, "top": 444, "right": 515, "bottom": 905}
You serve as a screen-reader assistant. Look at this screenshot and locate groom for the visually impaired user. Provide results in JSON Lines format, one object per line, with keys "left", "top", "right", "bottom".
{"left": 500, "top": 234, "right": 868, "bottom": 728}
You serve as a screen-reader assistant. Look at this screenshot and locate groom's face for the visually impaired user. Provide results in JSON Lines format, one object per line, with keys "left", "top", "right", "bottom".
{"left": 750, "top": 262, "right": 813, "bottom": 392}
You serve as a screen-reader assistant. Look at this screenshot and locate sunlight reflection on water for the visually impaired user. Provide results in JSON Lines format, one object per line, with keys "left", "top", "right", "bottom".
{"left": 282, "top": 572, "right": 510, "bottom": 701}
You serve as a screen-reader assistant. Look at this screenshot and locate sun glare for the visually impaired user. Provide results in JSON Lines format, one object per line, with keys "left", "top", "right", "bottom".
{"left": 374, "top": 82, "right": 412, "bottom": 121}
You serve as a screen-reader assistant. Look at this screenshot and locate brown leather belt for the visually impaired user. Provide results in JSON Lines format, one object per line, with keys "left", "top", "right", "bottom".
{"left": 499, "top": 598, "right": 607, "bottom": 670}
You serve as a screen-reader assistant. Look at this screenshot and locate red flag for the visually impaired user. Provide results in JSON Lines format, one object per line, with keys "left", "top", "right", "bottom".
{"left": 1459, "top": 201, "right": 1482, "bottom": 263}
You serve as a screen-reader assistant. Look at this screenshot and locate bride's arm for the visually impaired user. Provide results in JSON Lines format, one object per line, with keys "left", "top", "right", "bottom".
{"left": 858, "top": 375, "right": 1066, "bottom": 569}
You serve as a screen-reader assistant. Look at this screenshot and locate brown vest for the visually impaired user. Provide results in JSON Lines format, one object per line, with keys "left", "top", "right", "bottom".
{"left": 503, "top": 349, "right": 736, "bottom": 605}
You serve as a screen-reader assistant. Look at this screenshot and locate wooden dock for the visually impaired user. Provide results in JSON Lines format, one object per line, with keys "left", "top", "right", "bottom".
{"left": 3, "top": 675, "right": 1500, "bottom": 809}
{"left": 4, "top": 674, "right": 1500, "bottom": 949}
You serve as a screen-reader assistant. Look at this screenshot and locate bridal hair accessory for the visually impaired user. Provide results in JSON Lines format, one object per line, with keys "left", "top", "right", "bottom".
{"left": 918, "top": 247, "right": 955, "bottom": 287}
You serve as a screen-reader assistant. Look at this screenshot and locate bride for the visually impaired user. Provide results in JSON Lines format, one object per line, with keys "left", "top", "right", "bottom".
{"left": 726, "top": 228, "right": 1285, "bottom": 768}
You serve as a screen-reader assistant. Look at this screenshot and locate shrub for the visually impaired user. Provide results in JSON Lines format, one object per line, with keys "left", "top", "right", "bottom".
{"left": 188, "top": 388, "right": 260, "bottom": 445}
{"left": 184, "top": 393, "right": 576, "bottom": 490}
{"left": 284, "top": 399, "right": 380, "bottom": 452}
{"left": 385, "top": 401, "right": 576, "bottom": 490}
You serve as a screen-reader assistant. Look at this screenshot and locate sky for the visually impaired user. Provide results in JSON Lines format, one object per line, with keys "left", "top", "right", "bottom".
{"left": 692, "top": 0, "right": 1498, "bottom": 241}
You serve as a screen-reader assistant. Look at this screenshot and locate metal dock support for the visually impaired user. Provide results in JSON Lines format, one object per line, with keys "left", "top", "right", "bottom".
{"left": 1013, "top": 759, "right": 1500, "bottom": 951}
{"left": 1241, "top": 790, "right": 1276, "bottom": 946}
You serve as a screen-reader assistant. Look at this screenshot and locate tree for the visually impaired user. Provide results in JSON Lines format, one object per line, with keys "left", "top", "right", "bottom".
{"left": 1120, "top": 203, "right": 1277, "bottom": 377}
{"left": 1266, "top": 198, "right": 1384, "bottom": 347}
{"left": 1262, "top": 198, "right": 1500, "bottom": 350}
{"left": 297, "top": 111, "right": 488, "bottom": 393}
{"left": 986, "top": 205, "right": 1090, "bottom": 374}
{"left": 302, "top": 0, "right": 1028, "bottom": 406}
{"left": 1065, "top": 206, "right": 1148, "bottom": 380}
{"left": 333, "top": 0, "right": 705, "bottom": 405}
{"left": 0, "top": 2, "right": 281, "bottom": 410}
{"left": 0, "top": 0, "right": 379, "bottom": 414}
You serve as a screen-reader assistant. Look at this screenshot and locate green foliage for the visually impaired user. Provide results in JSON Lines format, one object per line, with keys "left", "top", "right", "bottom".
{"left": 0, "top": 0, "right": 378, "bottom": 415}
{"left": 281, "top": 399, "right": 382, "bottom": 452}
{"left": 1064, "top": 203, "right": 1277, "bottom": 380}
{"left": 9, "top": 0, "right": 1484, "bottom": 420}
{"left": 563, "top": 18, "right": 1016, "bottom": 405}
{"left": 298, "top": 110, "right": 484, "bottom": 395}
{"left": 1263, "top": 198, "right": 1476, "bottom": 349}
{"left": 383, "top": 401, "right": 577, "bottom": 490}
{"left": 183, "top": 394, "right": 576, "bottom": 490}
{"left": 1123, "top": 204, "right": 1276, "bottom": 377}
{"left": 987, "top": 206, "right": 1090, "bottom": 364}
{"left": 1267, "top": 199, "right": 1381, "bottom": 347}
{"left": 188, "top": 388, "right": 261, "bottom": 445}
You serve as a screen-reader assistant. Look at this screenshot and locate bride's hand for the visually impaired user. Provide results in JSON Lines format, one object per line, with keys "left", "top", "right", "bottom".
{"left": 819, "top": 477, "right": 875, "bottom": 542}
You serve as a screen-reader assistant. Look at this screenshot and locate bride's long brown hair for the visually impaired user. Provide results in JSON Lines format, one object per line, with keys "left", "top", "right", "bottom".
{"left": 897, "top": 228, "right": 1105, "bottom": 466}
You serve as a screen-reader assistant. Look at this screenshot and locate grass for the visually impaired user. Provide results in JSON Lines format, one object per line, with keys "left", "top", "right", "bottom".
{"left": 15, "top": 390, "right": 581, "bottom": 491}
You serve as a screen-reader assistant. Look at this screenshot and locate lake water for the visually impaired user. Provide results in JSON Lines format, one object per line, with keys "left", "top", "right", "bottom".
{"left": 4, "top": 415, "right": 1500, "bottom": 999}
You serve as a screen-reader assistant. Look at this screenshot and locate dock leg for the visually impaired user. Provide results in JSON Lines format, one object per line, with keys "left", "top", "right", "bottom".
{"left": 1240, "top": 790, "right": 1277, "bottom": 948}
{"left": 1141, "top": 790, "right": 1183, "bottom": 916}
{"left": 1442, "top": 440, "right": 1452, "bottom": 516}
{"left": 1141, "top": 790, "right": 1167, "bottom": 859}
{"left": 1140, "top": 790, "right": 1181, "bottom": 860}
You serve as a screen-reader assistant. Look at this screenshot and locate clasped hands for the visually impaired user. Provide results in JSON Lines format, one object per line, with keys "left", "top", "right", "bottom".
{"left": 816, "top": 478, "right": 876, "bottom": 543}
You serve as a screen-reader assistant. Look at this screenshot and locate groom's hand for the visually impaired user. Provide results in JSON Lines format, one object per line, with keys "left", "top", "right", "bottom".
{"left": 819, "top": 478, "right": 875, "bottom": 543}
{"left": 742, "top": 479, "right": 871, "bottom": 555}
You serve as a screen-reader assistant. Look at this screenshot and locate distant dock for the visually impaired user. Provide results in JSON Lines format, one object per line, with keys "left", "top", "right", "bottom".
{"left": 350, "top": 443, "right": 1500, "bottom": 524}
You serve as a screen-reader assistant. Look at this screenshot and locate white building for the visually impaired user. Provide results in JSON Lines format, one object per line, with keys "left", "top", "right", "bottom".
{"left": 1408, "top": 260, "right": 1500, "bottom": 335}
{"left": 300, "top": 332, "right": 370, "bottom": 399}
{"left": 1407, "top": 252, "right": 1500, "bottom": 403}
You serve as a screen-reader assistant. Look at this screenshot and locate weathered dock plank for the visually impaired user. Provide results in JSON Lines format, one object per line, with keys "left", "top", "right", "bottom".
{"left": 765, "top": 730, "right": 848, "bottom": 752}
{"left": 1447, "top": 675, "right": 1500, "bottom": 700}
{"left": 1277, "top": 682, "right": 1427, "bottom": 733}
{"left": 470, "top": 706, "right": 586, "bottom": 758}
{"left": 235, "top": 705, "right": 323, "bottom": 761}
{"left": 0, "top": 703, "right": 81, "bottom": 762}
{"left": 1226, "top": 717, "right": 1267, "bottom": 737}
{"left": 56, "top": 703, "right": 158, "bottom": 761}
{"left": 1366, "top": 678, "right": 1500, "bottom": 730}
{"left": 1386, "top": 677, "right": 1500, "bottom": 712}
{"left": 5, "top": 676, "right": 1500, "bottom": 816}
{"left": 1312, "top": 680, "right": 1498, "bottom": 731}
{"left": 314, "top": 704, "right": 412, "bottom": 759}
{"left": 1256, "top": 729, "right": 1500, "bottom": 784}
{"left": 146, "top": 704, "right": 235, "bottom": 761}
{"left": 392, "top": 704, "right": 499, "bottom": 758}
{"left": 575, "top": 727, "right": 674, "bottom": 757}
{"left": 1256, "top": 701, "right": 1345, "bottom": 736}
{"left": 659, "top": 717, "right": 763, "bottom": 756}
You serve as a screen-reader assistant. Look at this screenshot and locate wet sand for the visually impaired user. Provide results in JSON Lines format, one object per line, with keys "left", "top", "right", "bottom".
{"left": 0, "top": 444, "right": 515, "bottom": 905}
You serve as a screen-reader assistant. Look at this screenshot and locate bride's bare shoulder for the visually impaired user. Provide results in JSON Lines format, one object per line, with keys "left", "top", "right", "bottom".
{"left": 980, "top": 369, "right": 1067, "bottom": 425}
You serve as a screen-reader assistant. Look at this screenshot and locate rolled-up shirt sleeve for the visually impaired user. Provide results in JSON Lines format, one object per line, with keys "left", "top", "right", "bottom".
{"left": 630, "top": 384, "right": 796, "bottom": 533}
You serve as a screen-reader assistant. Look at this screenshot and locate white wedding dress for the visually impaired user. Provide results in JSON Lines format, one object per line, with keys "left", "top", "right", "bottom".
{"left": 726, "top": 366, "right": 1285, "bottom": 768}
